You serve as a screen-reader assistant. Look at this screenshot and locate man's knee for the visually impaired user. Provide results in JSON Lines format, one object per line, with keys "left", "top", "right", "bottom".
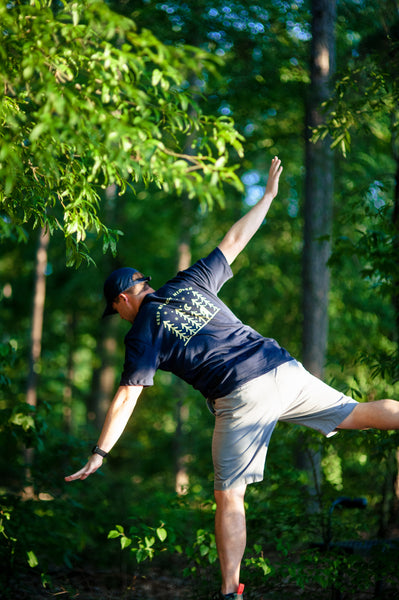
{"left": 214, "top": 485, "right": 246, "bottom": 508}
{"left": 338, "top": 399, "right": 399, "bottom": 431}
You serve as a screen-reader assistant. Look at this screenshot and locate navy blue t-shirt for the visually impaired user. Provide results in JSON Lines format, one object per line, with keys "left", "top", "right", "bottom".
{"left": 119, "top": 247, "right": 292, "bottom": 400}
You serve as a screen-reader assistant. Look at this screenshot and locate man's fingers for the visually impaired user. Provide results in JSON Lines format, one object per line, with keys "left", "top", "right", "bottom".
{"left": 65, "top": 468, "right": 91, "bottom": 482}
{"left": 270, "top": 156, "right": 282, "bottom": 175}
{"left": 274, "top": 157, "right": 281, "bottom": 166}
{"left": 64, "top": 472, "right": 84, "bottom": 482}
{"left": 64, "top": 455, "right": 103, "bottom": 482}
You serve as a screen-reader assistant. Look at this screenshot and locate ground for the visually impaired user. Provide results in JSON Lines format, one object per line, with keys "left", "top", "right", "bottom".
{"left": 4, "top": 547, "right": 399, "bottom": 600}
{"left": 5, "top": 566, "right": 399, "bottom": 600}
{"left": 6, "top": 567, "right": 191, "bottom": 599}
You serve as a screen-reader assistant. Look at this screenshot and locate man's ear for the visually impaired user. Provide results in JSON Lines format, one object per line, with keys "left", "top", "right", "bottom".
{"left": 119, "top": 292, "right": 129, "bottom": 303}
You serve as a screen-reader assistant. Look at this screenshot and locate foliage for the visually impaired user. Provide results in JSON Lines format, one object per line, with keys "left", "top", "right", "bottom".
{"left": 328, "top": 190, "right": 399, "bottom": 383}
{"left": 313, "top": 5, "right": 399, "bottom": 157}
{"left": 0, "top": 341, "right": 49, "bottom": 452}
{"left": 0, "top": 344, "right": 40, "bottom": 590}
{"left": 182, "top": 527, "right": 218, "bottom": 576}
{"left": 108, "top": 521, "right": 168, "bottom": 563}
{"left": 243, "top": 544, "right": 272, "bottom": 577}
{"left": 0, "top": 0, "right": 243, "bottom": 266}
{"left": 313, "top": 61, "right": 397, "bottom": 157}
{"left": 276, "top": 545, "right": 399, "bottom": 597}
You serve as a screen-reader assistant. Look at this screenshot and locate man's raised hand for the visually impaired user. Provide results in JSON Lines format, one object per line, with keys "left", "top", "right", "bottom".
{"left": 264, "top": 156, "right": 283, "bottom": 200}
{"left": 218, "top": 155, "right": 284, "bottom": 265}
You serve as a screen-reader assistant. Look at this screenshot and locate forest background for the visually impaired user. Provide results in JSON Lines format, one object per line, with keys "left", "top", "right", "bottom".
{"left": 1, "top": 0, "right": 399, "bottom": 598}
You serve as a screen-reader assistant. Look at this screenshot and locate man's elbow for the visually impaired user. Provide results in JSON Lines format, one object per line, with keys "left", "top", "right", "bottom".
{"left": 117, "top": 384, "right": 142, "bottom": 405}
{"left": 218, "top": 242, "right": 239, "bottom": 265}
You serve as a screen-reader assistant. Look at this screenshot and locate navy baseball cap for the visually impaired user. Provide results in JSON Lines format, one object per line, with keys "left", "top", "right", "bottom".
{"left": 102, "top": 267, "right": 151, "bottom": 318}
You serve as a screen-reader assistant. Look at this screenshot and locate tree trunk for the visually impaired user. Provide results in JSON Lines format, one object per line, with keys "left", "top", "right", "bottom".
{"left": 88, "top": 184, "right": 120, "bottom": 429}
{"left": 63, "top": 311, "right": 77, "bottom": 433}
{"left": 298, "top": 0, "right": 337, "bottom": 511}
{"left": 174, "top": 238, "right": 192, "bottom": 495}
{"left": 173, "top": 94, "right": 198, "bottom": 495}
{"left": 23, "top": 227, "right": 50, "bottom": 499}
{"left": 302, "top": 0, "right": 336, "bottom": 379}
{"left": 89, "top": 320, "right": 119, "bottom": 429}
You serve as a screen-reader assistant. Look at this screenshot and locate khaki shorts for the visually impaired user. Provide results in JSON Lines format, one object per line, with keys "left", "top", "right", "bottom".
{"left": 208, "top": 359, "right": 358, "bottom": 491}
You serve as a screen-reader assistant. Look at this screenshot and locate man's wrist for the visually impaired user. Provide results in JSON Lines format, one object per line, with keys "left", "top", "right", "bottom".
{"left": 92, "top": 445, "right": 108, "bottom": 458}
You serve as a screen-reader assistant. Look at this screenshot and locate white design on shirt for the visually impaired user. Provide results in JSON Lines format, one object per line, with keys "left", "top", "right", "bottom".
{"left": 156, "top": 287, "right": 220, "bottom": 346}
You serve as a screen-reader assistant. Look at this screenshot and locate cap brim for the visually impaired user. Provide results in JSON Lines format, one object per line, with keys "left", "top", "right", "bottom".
{"left": 101, "top": 275, "right": 152, "bottom": 319}
{"left": 102, "top": 304, "right": 117, "bottom": 319}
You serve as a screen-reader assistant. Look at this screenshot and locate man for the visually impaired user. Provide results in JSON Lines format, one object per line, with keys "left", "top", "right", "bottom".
{"left": 65, "top": 157, "right": 399, "bottom": 600}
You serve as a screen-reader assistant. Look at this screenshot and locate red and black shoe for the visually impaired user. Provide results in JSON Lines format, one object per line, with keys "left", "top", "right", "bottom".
{"left": 212, "top": 583, "right": 245, "bottom": 599}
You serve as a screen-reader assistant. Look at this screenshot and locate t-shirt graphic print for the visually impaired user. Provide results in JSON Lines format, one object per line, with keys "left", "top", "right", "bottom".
{"left": 156, "top": 287, "right": 220, "bottom": 346}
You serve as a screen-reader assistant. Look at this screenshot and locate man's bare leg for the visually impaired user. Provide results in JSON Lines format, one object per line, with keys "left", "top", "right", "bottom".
{"left": 214, "top": 485, "right": 247, "bottom": 595}
{"left": 338, "top": 399, "right": 399, "bottom": 430}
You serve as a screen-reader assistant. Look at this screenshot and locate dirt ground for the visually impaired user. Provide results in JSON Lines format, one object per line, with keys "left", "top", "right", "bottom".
{"left": 5, "top": 567, "right": 192, "bottom": 599}
{"left": 0, "top": 567, "right": 301, "bottom": 600}
{"left": 4, "top": 560, "right": 399, "bottom": 600}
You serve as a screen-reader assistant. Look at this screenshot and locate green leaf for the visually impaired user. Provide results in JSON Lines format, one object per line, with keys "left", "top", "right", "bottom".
{"left": 9, "top": 413, "right": 35, "bottom": 432}
{"left": 108, "top": 524, "right": 125, "bottom": 538}
{"left": 151, "top": 69, "right": 163, "bottom": 86}
{"left": 27, "top": 550, "right": 39, "bottom": 568}
{"left": 121, "top": 536, "right": 132, "bottom": 549}
{"left": 107, "top": 530, "right": 121, "bottom": 539}
{"left": 144, "top": 536, "right": 155, "bottom": 548}
{"left": 156, "top": 527, "right": 167, "bottom": 542}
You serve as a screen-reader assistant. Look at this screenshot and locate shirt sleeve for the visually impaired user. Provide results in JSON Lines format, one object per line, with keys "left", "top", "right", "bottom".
{"left": 119, "top": 337, "right": 159, "bottom": 387}
{"left": 178, "top": 247, "right": 233, "bottom": 294}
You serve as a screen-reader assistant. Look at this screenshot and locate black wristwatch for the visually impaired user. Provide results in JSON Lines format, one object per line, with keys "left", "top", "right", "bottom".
{"left": 92, "top": 445, "right": 108, "bottom": 458}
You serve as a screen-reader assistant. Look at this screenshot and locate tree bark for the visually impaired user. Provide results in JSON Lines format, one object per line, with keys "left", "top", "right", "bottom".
{"left": 23, "top": 227, "right": 50, "bottom": 499}
{"left": 174, "top": 238, "right": 192, "bottom": 495}
{"left": 88, "top": 184, "right": 120, "bottom": 429}
{"left": 63, "top": 311, "right": 77, "bottom": 433}
{"left": 298, "top": 0, "right": 337, "bottom": 512}
{"left": 173, "top": 90, "right": 198, "bottom": 495}
{"left": 89, "top": 321, "right": 119, "bottom": 429}
{"left": 302, "top": 0, "right": 337, "bottom": 379}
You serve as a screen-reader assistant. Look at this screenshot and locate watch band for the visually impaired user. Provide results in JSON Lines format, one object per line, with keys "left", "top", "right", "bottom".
{"left": 92, "top": 445, "right": 108, "bottom": 458}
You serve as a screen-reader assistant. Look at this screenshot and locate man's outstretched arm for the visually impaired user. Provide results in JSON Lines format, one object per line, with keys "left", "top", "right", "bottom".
{"left": 218, "top": 156, "right": 283, "bottom": 265}
{"left": 64, "top": 384, "right": 143, "bottom": 481}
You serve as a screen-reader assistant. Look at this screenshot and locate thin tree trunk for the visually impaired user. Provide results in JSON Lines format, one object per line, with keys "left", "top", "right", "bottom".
{"left": 88, "top": 184, "right": 120, "bottom": 429}
{"left": 298, "top": 0, "right": 337, "bottom": 511}
{"left": 174, "top": 238, "right": 192, "bottom": 495}
{"left": 302, "top": 0, "right": 336, "bottom": 379}
{"left": 63, "top": 311, "right": 77, "bottom": 433}
{"left": 89, "top": 322, "right": 119, "bottom": 429}
{"left": 23, "top": 227, "right": 50, "bottom": 499}
{"left": 173, "top": 94, "right": 198, "bottom": 494}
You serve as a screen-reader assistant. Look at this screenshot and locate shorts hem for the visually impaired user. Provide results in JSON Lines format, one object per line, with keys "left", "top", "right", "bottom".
{"left": 320, "top": 398, "right": 358, "bottom": 437}
{"left": 214, "top": 475, "right": 264, "bottom": 491}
